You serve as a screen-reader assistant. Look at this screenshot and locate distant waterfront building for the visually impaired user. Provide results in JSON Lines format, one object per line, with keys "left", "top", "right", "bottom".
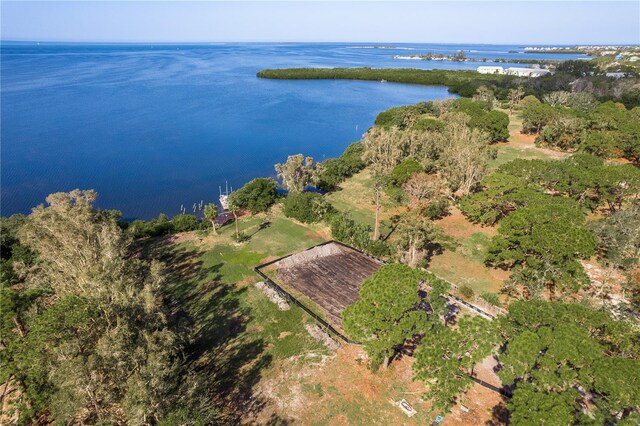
{"left": 504, "top": 67, "right": 551, "bottom": 78}
{"left": 476, "top": 66, "right": 550, "bottom": 78}
{"left": 605, "top": 72, "right": 626, "bottom": 79}
{"left": 477, "top": 66, "right": 504, "bottom": 74}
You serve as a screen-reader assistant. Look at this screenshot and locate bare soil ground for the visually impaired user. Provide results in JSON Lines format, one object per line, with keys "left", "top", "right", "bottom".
{"left": 430, "top": 207, "right": 508, "bottom": 295}
{"left": 251, "top": 345, "right": 437, "bottom": 425}
{"left": 506, "top": 130, "right": 570, "bottom": 160}
{"left": 446, "top": 384, "right": 505, "bottom": 426}
{"left": 251, "top": 345, "right": 507, "bottom": 425}
{"left": 435, "top": 206, "right": 497, "bottom": 240}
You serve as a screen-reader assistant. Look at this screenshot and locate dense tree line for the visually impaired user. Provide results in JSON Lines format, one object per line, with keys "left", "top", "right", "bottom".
{"left": 258, "top": 67, "right": 510, "bottom": 98}
{"left": 0, "top": 190, "right": 219, "bottom": 424}
{"left": 314, "top": 142, "right": 366, "bottom": 192}
{"left": 521, "top": 99, "right": 640, "bottom": 162}
{"left": 498, "top": 300, "right": 640, "bottom": 424}
{"left": 374, "top": 98, "right": 509, "bottom": 143}
{"left": 125, "top": 212, "right": 202, "bottom": 238}
{"left": 258, "top": 65, "right": 640, "bottom": 108}
{"left": 458, "top": 153, "right": 640, "bottom": 300}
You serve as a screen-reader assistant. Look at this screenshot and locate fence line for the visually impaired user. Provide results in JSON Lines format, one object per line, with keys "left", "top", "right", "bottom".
{"left": 425, "top": 272, "right": 508, "bottom": 318}
{"left": 254, "top": 241, "right": 505, "bottom": 344}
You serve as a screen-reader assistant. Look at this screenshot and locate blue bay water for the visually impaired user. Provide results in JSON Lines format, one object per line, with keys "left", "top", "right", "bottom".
{"left": 1, "top": 43, "right": 586, "bottom": 219}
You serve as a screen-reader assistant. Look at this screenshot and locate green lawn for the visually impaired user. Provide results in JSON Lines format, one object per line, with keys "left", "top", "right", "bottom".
{"left": 490, "top": 143, "right": 554, "bottom": 170}
{"left": 325, "top": 169, "right": 399, "bottom": 235}
{"left": 144, "top": 210, "right": 330, "bottom": 419}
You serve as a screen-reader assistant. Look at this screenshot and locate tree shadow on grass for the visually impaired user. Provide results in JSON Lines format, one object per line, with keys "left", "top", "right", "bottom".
{"left": 139, "top": 235, "right": 288, "bottom": 423}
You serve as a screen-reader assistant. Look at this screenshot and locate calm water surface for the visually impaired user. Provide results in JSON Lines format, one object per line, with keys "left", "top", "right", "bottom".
{"left": 1, "top": 43, "right": 586, "bottom": 218}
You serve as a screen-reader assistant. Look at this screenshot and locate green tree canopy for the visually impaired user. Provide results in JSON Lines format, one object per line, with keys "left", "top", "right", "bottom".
{"left": 315, "top": 142, "right": 365, "bottom": 192}
{"left": 521, "top": 103, "right": 557, "bottom": 134}
{"left": 459, "top": 172, "right": 549, "bottom": 225}
{"left": 498, "top": 300, "right": 640, "bottom": 424}
{"left": 486, "top": 197, "right": 597, "bottom": 297}
{"left": 228, "top": 177, "right": 278, "bottom": 214}
{"left": 1, "top": 190, "right": 218, "bottom": 424}
{"left": 342, "top": 264, "right": 428, "bottom": 370}
{"left": 413, "top": 316, "right": 499, "bottom": 413}
{"left": 282, "top": 191, "right": 333, "bottom": 224}
{"left": 389, "top": 158, "right": 424, "bottom": 186}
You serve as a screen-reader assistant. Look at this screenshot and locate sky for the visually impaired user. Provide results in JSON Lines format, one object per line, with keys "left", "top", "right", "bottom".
{"left": 2, "top": 1, "right": 639, "bottom": 45}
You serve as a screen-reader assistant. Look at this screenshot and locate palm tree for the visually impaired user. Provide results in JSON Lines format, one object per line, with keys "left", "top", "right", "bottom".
{"left": 203, "top": 203, "right": 219, "bottom": 235}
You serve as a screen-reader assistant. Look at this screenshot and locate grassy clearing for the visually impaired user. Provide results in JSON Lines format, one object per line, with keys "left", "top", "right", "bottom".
{"left": 325, "top": 169, "right": 376, "bottom": 227}
{"left": 143, "top": 209, "right": 330, "bottom": 421}
{"left": 459, "top": 232, "right": 493, "bottom": 263}
{"left": 490, "top": 143, "right": 555, "bottom": 170}
{"left": 429, "top": 251, "right": 505, "bottom": 295}
{"left": 489, "top": 111, "right": 562, "bottom": 170}
{"left": 325, "top": 169, "right": 402, "bottom": 236}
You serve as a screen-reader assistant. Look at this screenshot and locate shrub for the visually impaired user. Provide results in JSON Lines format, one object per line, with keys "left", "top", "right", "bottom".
{"left": 480, "top": 292, "right": 501, "bottom": 307}
{"left": 451, "top": 98, "right": 509, "bottom": 142}
{"left": 460, "top": 285, "right": 475, "bottom": 299}
{"left": 283, "top": 192, "right": 333, "bottom": 224}
{"left": 375, "top": 102, "right": 435, "bottom": 128}
{"left": 127, "top": 213, "right": 173, "bottom": 238}
{"left": 385, "top": 185, "right": 407, "bottom": 205}
{"left": 229, "top": 178, "right": 278, "bottom": 214}
{"left": 390, "top": 158, "right": 424, "bottom": 185}
{"left": 315, "top": 142, "right": 365, "bottom": 192}
{"left": 519, "top": 95, "right": 541, "bottom": 109}
{"left": 414, "top": 117, "right": 445, "bottom": 132}
{"left": 328, "top": 212, "right": 371, "bottom": 250}
{"left": 235, "top": 231, "right": 250, "bottom": 243}
{"left": 521, "top": 103, "right": 557, "bottom": 134}
{"left": 422, "top": 198, "right": 450, "bottom": 219}
{"left": 171, "top": 214, "right": 200, "bottom": 233}
{"left": 537, "top": 115, "right": 587, "bottom": 151}
{"left": 365, "top": 240, "right": 392, "bottom": 257}
{"left": 581, "top": 131, "right": 621, "bottom": 158}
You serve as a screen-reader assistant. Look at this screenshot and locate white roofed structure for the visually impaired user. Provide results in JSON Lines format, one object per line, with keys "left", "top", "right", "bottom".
{"left": 504, "top": 67, "right": 551, "bottom": 78}
{"left": 477, "top": 66, "right": 504, "bottom": 74}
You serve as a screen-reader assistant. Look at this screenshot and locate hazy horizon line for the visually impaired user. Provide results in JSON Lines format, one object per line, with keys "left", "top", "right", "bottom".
{"left": 3, "top": 40, "right": 639, "bottom": 46}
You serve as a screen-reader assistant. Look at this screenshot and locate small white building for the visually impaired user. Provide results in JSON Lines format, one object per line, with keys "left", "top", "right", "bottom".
{"left": 505, "top": 67, "right": 551, "bottom": 78}
{"left": 477, "top": 66, "right": 504, "bottom": 75}
{"left": 629, "top": 56, "right": 639, "bottom": 62}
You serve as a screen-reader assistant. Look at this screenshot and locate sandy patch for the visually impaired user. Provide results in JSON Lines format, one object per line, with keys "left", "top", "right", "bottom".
{"left": 507, "top": 130, "right": 570, "bottom": 160}
{"left": 435, "top": 206, "right": 497, "bottom": 240}
{"left": 250, "top": 345, "right": 435, "bottom": 425}
{"left": 446, "top": 383, "right": 505, "bottom": 425}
